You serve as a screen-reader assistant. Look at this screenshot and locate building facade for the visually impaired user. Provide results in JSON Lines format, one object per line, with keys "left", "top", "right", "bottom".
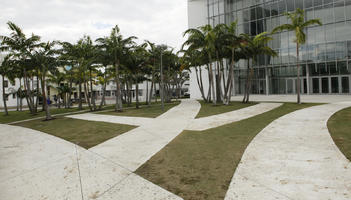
{"left": 188, "top": 0, "right": 351, "bottom": 98}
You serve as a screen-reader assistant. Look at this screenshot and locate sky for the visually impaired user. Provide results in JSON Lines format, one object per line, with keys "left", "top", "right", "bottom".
{"left": 0, "top": 0, "right": 188, "bottom": 51}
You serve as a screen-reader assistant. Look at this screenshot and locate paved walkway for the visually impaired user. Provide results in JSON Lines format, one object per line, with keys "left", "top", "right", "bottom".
{"left": 186, "top": 103, "right": 282, "bottom": 131}
{"left": 225, "top": 102, "right": 351, "bottom": 200}
{"left": 0, "top": 99, "right": 200, "bottom": 200}
{"left": 88, "top": 99, "right": 201, "bottom": 172}
{"left": 231, "top": 94, "right": 351, "bottom": 103}
{"left": 68, "top": 113, "right": 154, "bottom": 126}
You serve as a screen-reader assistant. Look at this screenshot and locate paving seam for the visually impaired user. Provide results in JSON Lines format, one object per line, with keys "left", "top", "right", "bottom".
{"left": 75, "top": 144, "right": 85, "bottom": 200}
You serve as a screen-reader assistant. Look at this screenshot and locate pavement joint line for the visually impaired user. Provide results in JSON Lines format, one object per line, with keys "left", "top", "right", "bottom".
{"left": 75, "top": 144, "right": 84, "bottom": 200}
{"left": 94, "top": 173, "right": 134, "bottom": 200}
{"left": 84, "top": 148, "right": 134, "bottom": 174}
{"left": 237, "top": 174, "right": 296, "bottom": 200}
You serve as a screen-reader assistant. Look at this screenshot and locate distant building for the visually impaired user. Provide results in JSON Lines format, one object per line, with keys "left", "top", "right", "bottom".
{"left": 187, "top": 0, "right": 351, "bottom": 99}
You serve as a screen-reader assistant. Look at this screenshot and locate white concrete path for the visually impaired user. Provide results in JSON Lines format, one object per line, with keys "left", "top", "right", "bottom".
{"left": 89, "top": 99, "right": 201, "bottom": 172}
{"left": 67, "top": 113, "right": 154, "bottom": 127}
{"left": 225, "top": 102, "right": 351, "bottom": 200}
{"left": 0, "top": 99, "right": 201, "bottom": 200}
{"left": 231, "top": 94, "right": 351, "bottom": 103}
{"left": 186, "top": 103, "right": 282, "bottom": 131}
{"left": 0, "top": 124, "right": 182, "bottom": 200}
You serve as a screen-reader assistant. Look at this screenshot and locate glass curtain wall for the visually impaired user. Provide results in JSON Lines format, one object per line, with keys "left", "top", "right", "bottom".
{"left": 207, "top": 0, "right": 351, "bottom": 94}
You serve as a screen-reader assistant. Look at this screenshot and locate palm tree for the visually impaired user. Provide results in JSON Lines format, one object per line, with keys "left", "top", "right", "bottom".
{"left": 222, "top": 21, "right": 242, "bottom": 105}
{"left": 241, "top": 32, "right": 277, "bottom": 103}
{"left": 180, "top": 48, "right": 209, "bottom": 102}
{"left": 47, "top": 71, "right": 65, "bottom": 108}
{"left": 0, "top": 55, "right": 14, "bottom": 115}
{"left": 96, "top": 25, "right": 136, "bottom": 112}
{"left": 31, "top": 41, "right": 59, "bottom": 120}
{"left": 183, "top": 25, "right": 217, "bottom": 105}
{"left": 272, "top": 8, "right": 322, "bottom": 104}
{"left": 0, "top": 21, "right": 42, "bottom": 114}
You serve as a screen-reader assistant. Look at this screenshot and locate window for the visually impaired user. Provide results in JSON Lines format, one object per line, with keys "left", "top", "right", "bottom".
{"left": 335, "top": 42, "right": 347, "bottom": 59}
{"left": 348, "top": 41, "right": 351, "bottom": 58}
{"left": 296, "top": 0, "right": 304, "bottom": 9}
{"left": 314, "top": 0, "right": 323, "bottom": 7}
{"left": 271, "top": 2, "right": 279, "bottom": 16}
{"left": 334, "top": 1, "right": 345, "bottom": 22}
{"left": 323, "top": 4, "right": 334, "bottom": 24}
{"left": 339, "top": 61, "right": 350, "bottom": 75}
{"left": 12, "top": 93, "right": 16, "bottom": 99}
{"left": 287, "top": 0, "right": 295, "bottom": 12}
{"left": 325, "top": 24, "right": 335, "bottom": 42}
{"left": 346, "top": 0, "right": 351, "bottom": 20}
{"left": 278, "top": 0, "right": 286, "bottom": 15}
{"left": 305, "top": 0, "right": 314, "bottom": 8}
{"left": 4, "top": 80, "right": 8, "bottom": 88}
{"left": 328, "top": 61, "right": 338, "bottom": 75}
{"left": 264, "top": 3, "right": 271, "bottom": 17}
{"left": 319, "top": 62, "right": 329, "bottom": 75}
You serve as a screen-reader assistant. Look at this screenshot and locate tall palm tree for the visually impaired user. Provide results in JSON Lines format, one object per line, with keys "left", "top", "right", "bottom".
{"left": 272, "top": 8, "right": 322, "bottom": 104}
{"left": 222, "top": 21, "right": 242, "bottom": 105}
{"left": 47, "top": 71, "right": 65, "bottom": 108}
{"left": 0, "top": 55, "right": 14, "bottom": 115}
{"left": 96, "top": 25, "right": 136, "bottom": 112}
{"left": 180, "top": 48, "right": 209, "bottom": 102}
{"left": 0, "top": 21, "right": 42, "bottom": 114}
{"left": 241, "top": 32, "right": 277, "bottom": 103}
{"left": 183, "top": 24, "right": 217, "bottom": 105}
{"left": 31, "top": 41, "right": 59, "bottom": 120}
{"left": 126, "top": 43, "right": 149, "bottom": 109}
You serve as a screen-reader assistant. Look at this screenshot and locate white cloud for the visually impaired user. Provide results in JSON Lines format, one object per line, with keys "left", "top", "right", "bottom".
{"left": 0, "top": 0, "right": 188, "bottom": 50}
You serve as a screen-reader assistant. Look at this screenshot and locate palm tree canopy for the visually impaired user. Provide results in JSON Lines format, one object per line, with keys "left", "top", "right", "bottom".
{"left": 271, "top": 8, "right": 322, "bottom": 44}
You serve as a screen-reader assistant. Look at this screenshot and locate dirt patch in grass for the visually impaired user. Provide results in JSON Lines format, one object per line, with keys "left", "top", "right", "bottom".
{"left": 15, "top": 117, "right": 136, "bottom": 149}
{"left": 136, "top": 103, "right": 319, "bottom": 200}
{"left": 328, "top": 106, "right": 351, "bottom": 161}
{"left": 195, "top": 101, "right": 257, "bottom": 118}
{"left": 98, "top": 102, "right": 180, "bottom": 118}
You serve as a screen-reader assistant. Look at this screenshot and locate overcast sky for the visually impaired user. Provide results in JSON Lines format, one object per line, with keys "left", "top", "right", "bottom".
{"left": 1, "top": 0, "right": 188, "bottom": 51}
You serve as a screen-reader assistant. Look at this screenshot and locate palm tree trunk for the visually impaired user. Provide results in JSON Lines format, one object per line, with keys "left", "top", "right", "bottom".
{"left": 68, "top": 74, "right": 73, "bottom": 108}
{"left": 136, "top": 82, "right": 139, "bottom": 109}
{"left": 19, "top": 78, "right": 23, "bottom": 111}
{"left": 78, "top": 81, "right": 83, "bottom": 110}
{"left": 23, "top": 69, "right": 34, "bottom": 114}
{"left": 89, "top": 69, "right": 96, "bottom": 111}
{"left": 115, "top": 62, "right": 123, "bottom": 112}
{"left": 149, "top": 78, "right": 154, "bottom": 106}
{"left": 84, "top": 81, "right": 92, "bottom": 111}
{"left": 99, "top": 83, "right": 106, "bottom": 110}
{"left": 2, "top": 76, "right": 8, "bottom": 116}
{"left": 35, "top": 75, "right": 39, "bottom": 112}
{"left": 243, "top": 60, "right": 250, "bottom": 103}
{"left": 296, "top": 42, "right": 301, "bottom": 104}
{"left": 209, "top": 56, "right": 216, "bottom": 105}
{"left": 41, "top": 74, "right": 52, "bottom": 120}
{"left": 195, "top": 67, "right": 206, "bottom": 102}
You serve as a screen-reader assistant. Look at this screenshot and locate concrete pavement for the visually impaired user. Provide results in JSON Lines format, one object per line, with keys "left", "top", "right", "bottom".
{"left": 225, "top": 102, "right": 351, "bottom": 200}
{"left": 186, "top": 103, "right": 282, "bottom": 131}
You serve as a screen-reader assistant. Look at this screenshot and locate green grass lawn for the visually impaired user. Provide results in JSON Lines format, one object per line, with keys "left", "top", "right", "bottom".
{"left": 328, "top": 107, "right": 351, "bottom": 161}
{"left": 136, "top": 103, "right": 320, "bottom": 200}
{"left": 98, "top": 101, "right": 180, "bottom": 118}
{"left": 15, "top": 117, "right": 136, "bottom": 149}
{"left": 0, "top": 107, "right": 86, "bottom": 124}
{"left": 195, "top": 101, "right": 257, "bottom": 118}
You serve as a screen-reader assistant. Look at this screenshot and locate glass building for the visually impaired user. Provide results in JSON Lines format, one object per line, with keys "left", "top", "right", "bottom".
{"left": 205, "top": 0, "right": 351, "bottom": 95}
